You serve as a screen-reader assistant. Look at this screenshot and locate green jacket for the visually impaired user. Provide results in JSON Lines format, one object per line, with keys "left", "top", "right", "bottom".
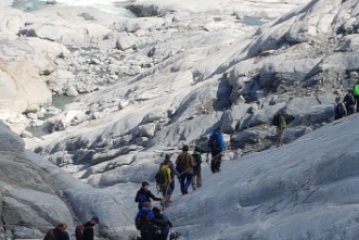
{"left": 354, "top": 84, "right": 359, "bottom": 96}
{"left": 192, "top": 151, "right": 202, "bottom": 174}
{"left": 279, "top": 115, "right": 287, "bottom": 130}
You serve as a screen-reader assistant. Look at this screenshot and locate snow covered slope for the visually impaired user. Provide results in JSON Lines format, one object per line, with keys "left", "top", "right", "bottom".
{"left": 165, "top": 114, "right": 359, "bottom": 240}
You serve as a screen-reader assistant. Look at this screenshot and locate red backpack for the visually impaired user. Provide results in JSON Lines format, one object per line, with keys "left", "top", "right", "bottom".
{"left": 75, "top": 225, "right": 85, "bottom": 240}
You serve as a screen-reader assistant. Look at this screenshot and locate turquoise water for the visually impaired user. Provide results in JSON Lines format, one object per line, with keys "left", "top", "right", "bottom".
{"left": 26, "top": 95, "right": 76, "bottom": 138}
{"left": 12, "top": 0, "right": 49, "bottom": 12}
{"left": 243, "top": 16, "right": 266, "bottom": 26}
{"left": 12, "top": 0, "right": 137, "bottom": 17}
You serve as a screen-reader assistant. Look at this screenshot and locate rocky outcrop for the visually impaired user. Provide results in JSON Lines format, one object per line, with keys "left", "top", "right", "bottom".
{"left": 0, "top": 121, "right": 133, "bottom": 239}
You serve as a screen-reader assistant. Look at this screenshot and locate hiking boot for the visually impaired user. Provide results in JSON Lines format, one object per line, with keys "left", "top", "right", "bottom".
{"left": 167, "top": 199, "right": 172, "bottom": 203}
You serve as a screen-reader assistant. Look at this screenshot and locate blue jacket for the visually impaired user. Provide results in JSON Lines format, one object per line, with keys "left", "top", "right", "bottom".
{"left": 135, "top": 209, "right": 154, "bottom": 227}
{"left": 207, "top": 130, "right": 226, "bottom": 152}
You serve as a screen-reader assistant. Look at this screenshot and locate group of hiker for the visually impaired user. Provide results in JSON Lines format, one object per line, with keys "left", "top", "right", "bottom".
{"left": 43, "top": 216, "right": 99, "bottom": 240}
{"left": 272, "top": 84, "right": 359, "bottom": 148}
{"left": 334, "top": 82, "right": 359, "bottom": 119}
{"left": 134, "top": 127, "right": 227, "bottom": 240}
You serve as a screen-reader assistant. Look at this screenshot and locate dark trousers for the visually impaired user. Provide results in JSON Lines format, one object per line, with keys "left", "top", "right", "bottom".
{"left": 347, "top": 105, "right": 355, "bottom": 115}
{"left": 170, "top": 180, "right": 175, "bottom": 192}
{"left": 211, "top": 151, "right": 222, "bottom": 173}
{"left": 180, "top": 174, "right": 193, "bottom": 193}
{"left": 355, "top": 96, "right": 359, "bottom": 112}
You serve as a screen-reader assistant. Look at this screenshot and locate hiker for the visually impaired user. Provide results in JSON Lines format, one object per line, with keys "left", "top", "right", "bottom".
{"left": 44, "top": 223, "right": 69, "bottom": 240}
{"left": 334, "top": 97, "right": 347, "bottom": 120}
{"left": 152, "top": 207, "right": 172, "bottom": 240}
{"left": 353, "top": 81, "right": 359, "bottom": 112}
{"left": 160, "top": 153, "right": 180, "bottom": 198}
{"left": 135, "top": 181, "right": 162, "bottom": 210}
{"left": 274, "top": 111, "right": 287, "bottom": 148}
{"left": 175, "top": 145, "right": 195, "bottom": 195}
{"left": 156, "top": 158, "right": 172, "bottom": 206}
{"left": 207, "top": 126, "right": 226, "bottom": 173}
{"left": 44, "top": 229, "right": 55, "bottom": 240}
{"left": 344, "top": 89, "right": 355, "bottom": 115}
{"left": 75, "top": 216, "right": 99, "bottom": 240}
{"left": 192, "top": 147, "right": 202, "bottom": 190}
{"left": 135, "top": 202, "right": 157, "bottom": 240}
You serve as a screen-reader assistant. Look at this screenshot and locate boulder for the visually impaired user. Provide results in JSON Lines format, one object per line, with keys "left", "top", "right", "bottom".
{"left": 115, "top": 34, "right": 140, "bottom": 51}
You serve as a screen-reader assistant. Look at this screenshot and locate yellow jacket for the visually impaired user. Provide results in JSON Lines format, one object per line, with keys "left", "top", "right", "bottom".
{"left": 158, "top": 165, "right": 172, "bottom": 186}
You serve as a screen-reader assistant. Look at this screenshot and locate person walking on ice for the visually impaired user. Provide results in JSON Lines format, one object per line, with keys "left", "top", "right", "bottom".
{"left": 75, "top": 216, "right": 99, "bottom": 240}
{"left": 192, "top": 147, "right": 202, "bottom": 190}
{"left": 175, "top": 145, "right": 195, "bottom": 195}
{"left": 160, "top": 153, "right": 179, "bottom": 200}
{"left": 135, "top": 181, "right": 162, "bottom": 210}
{"left": 207, "top": 126, "right": 226, "bottom": 173}
{"left": 155, "top": 158, "right": 172, "bottom": 207}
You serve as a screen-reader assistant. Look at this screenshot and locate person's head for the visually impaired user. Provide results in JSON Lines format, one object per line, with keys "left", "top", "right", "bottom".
{"left": 90, "top": 216, "right": 99, "bottom": 225}
{"left": 282, "top": 110, "right": 287, "bottom": 115}
{"left": 152, "top": 206, "right": 161, "bottom": 214}
{"left": 165, "top": 153, "right": 171, "bottom": 160}
{"left": 143, "top": 202, "right": 152, "bottom": 209}
{"left": 164, "top": 159, "right": 171, "bottom": 165}
{"left": 348, "top": 89, "right": 353, "bottom": 94}
{"left": 194, "top": 146, "right": 201, "bottom": 153}
{"left": 142, "top": 180, "right": 150, "bottom": 189}
{"left": 216, "top": 126, "right": 221, "bottom": 132}
{"left": 335, "top": 97, "right": 341, "bottom": 103}
{"left": 182, "top": 145, "right": 189, "bottom": 152}
{"left": 57, "top": 222, "right": 67, "bottom": 232}
{"left": 45, "top": 230, "right": 55, "bottom": 239}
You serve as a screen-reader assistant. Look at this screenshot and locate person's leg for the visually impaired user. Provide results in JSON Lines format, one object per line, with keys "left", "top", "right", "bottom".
{"left": 277, "top": 128, "right": 283, "bottom": 147}
{"left": 180, "top": 175, "right": 186, "bottom": 194}
{"left": 166, "top": 185, "right": 172, "bottom": 202}
{"left": 170, "top": 180, "right": 175, "bottom": 192}
{"left": 160, "top": 186, "right": 170, "bottom": 202}
{"left": 356, "top": 96, "right": 359, "bottom": 112}
{"left": 216, "top": 152, "right": 222, "bottom": 172}
{"left": 192, "top": 173, "right": 197, "bottom": 190}
{"left": 197, "top": 172, "right": 202, "bottom": 188}
{"left": 184, "top": 174, "right": 193, "bottom": 190}
{"left": 210, "top": 152, "right": 216, "bottom": 173}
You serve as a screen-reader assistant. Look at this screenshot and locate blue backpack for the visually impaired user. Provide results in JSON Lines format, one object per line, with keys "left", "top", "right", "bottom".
{"left": 137, "top": 194, "right": 146, "bottom": 209}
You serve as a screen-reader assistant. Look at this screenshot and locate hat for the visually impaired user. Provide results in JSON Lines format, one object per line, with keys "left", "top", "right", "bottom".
{"left": 165, "top": 153, "right": 171, "bottom": 159}
{"left": 91, "top": 216, "right": 99, "bottom": 223}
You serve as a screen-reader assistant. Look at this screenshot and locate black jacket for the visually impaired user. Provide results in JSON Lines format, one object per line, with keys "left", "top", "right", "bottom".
{"left": 154, "top": 213, "right": 172, "bottom": 229}
{"left": 46, "top": 228, "right": 69, "bottom": 240}
{"left": 344, "top": 93, "right": 355, "bottom": 107}
{"left": 135, "top": 187, "right": 161, "bottom": 208}
{"left": 83, "top": 222, "right": 95, "bottom": 240}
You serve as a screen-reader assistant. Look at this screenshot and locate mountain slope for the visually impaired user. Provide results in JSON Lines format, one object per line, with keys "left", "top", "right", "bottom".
{"left": 167, "top": 114, "right": 359, "bottom": 240}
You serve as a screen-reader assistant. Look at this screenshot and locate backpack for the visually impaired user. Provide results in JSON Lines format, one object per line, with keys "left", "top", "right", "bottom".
{"left": 209, "top": 134, "right": 220, "bottom": 150}
{"left": 136, "top": 194, "right": 147, "bottom": 209}
{"left": 141, "top": 221, "right": 161, "bottom": 239}
{"left": 75, "top": 225, "right": 85, "bottom": 240}
{"left": 136, "top": 211, "right": 152, "bottom": 230}
{"left": 337, "top": 103, "right": 346, "bottom": 117}
{"left": 272, "top": 114, "right": 281, "bottom": 126}
{"left": 155, "top": 168, "right": 166, "bottom": 185}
